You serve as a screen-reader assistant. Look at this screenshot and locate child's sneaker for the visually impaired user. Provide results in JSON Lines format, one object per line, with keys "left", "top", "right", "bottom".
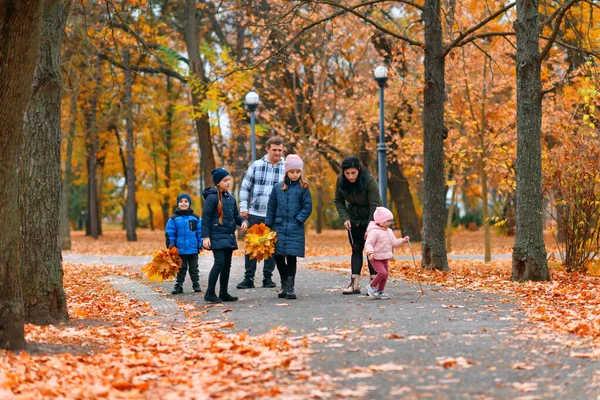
{"left": 367, "top": 285, "right": 380, "bottom": 299}
{"left": 378, "top": 291, "right": 390, "bottom": 300}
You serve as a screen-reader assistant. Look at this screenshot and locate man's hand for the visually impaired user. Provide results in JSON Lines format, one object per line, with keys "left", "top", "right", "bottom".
{"left": 240, "top": 221, "right": 248, "bottom": 233}
{"left": 240, "top": 211, "right": 249, "bottom": 219}
{"left": 344, "top": 220, "right": 352, "bottom": 230}
{"left": 203, "top": 238, "right": 211, "bottom": 250}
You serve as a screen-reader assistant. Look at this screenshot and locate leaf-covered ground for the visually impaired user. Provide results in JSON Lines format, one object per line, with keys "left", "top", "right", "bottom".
{"left": 0, "top": 263, "right": 331, "bottom": 399}
{"left": 65, "top": 228, "right": 559, "bottom": 257}
{"left": 309, "top": 258, "right": 600, "bottom": 351}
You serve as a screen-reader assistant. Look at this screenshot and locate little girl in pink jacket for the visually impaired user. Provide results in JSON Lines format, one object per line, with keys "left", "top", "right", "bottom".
{"left": 364, "top": 207, "right": 409, "bottom": 299}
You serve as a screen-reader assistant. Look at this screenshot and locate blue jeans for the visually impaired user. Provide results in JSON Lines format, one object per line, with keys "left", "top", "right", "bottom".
{"left": 244, "top": 215, "right": 275, "bottom": 280}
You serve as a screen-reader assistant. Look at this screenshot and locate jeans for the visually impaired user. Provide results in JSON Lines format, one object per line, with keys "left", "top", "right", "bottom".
{"left": 243, "top": 214, "right": 276, "bottom": 280}
{"left": 208, "top": 249, "right": 233, "bottom": 291}
{"left": 175, "top": 254, "right": 199, "bottom": 286}
{"left": 348, "top": 224, "right": 376, "bottom": 276}
{"left": 369, "top": 259, "right": 389, "bottom": 291}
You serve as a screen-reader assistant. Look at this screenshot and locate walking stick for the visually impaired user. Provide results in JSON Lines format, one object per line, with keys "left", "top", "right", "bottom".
{"left": 406, "top": 238, "right": 425, "bottom": 296}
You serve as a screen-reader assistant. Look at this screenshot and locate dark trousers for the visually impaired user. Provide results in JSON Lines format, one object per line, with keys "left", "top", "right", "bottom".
{"left": 348, "top": 224, "right": 376, "bottom": 276}
{"left": 274, "top": 255, "right": 297, "bottom": 280}
{"left": 243, "top": 214, "right": 276, "bottom": 280}
{"left": 208, "top": 249, "right": 234, "bottom": 291}
{"left": 175, "top": 254, "right": 200, "bottom": 286}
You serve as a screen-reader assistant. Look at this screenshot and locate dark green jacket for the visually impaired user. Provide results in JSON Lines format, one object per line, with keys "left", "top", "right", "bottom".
{"left": 333, "top": 173, "right": 382, "bottom": 227}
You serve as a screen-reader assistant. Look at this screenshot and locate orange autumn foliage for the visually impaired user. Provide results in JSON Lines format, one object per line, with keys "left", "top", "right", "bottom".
{"left": 142, "top": 247, "right": 182, "bottom": 282}
{"left": 244, "top": 223, "right": 277, "bottom": 263}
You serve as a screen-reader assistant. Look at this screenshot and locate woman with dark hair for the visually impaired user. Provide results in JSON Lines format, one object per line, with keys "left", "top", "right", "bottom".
{"left": 333, "top": 156, "right": 382, "bottom": 295}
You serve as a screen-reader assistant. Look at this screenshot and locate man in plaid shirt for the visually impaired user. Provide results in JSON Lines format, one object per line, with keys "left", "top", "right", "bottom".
{"left": 237, "top": 137, "right": 285, "bottom": 289}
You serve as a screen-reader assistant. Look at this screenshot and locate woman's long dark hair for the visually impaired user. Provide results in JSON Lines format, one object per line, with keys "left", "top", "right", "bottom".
{"left": 339, "top": 165, "right": 367, "bottom": 196}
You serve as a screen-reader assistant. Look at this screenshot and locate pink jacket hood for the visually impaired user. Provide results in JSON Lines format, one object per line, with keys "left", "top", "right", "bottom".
{"left": 364, "top": 221, "right": 407, "bottom": 260}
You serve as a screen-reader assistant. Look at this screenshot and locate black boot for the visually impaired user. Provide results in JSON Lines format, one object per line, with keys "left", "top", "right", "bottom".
{"left": 171, "top": 284, "right": 183, "bottom": 295}
{"left": 277, "top": 278, "right": 288, "bottom": 298}
{"left": 219, "top": 288, "right": 239, "bottom": 302}
{"left": 285, "top": 276, "right": 297, "bottom": 300}
{"left": 204, "top": 288, "right": 222, "bottom": 303}
{"left": 192, "top": 282, "right": 202, "bottom": 293}
{"left": 262, "top": 277, "right": 276, "bottom": 288}
{"left": 236, "top": 277, "right": 255, "bottom": 289}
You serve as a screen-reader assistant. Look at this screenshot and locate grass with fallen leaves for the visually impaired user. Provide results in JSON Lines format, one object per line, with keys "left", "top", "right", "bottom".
{"left": 0, "top": 263, "right": 331, "bottom": 399}
{"left": 65, "top": 228, "right": 560, "bottom": 257}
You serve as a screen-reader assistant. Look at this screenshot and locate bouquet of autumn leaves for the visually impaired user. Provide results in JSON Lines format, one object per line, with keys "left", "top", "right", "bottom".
{"left": 244, "top": 223, "right": 277, "bottom": 262}
{"left": 142, "top": 246, "right": 182, "bottom": 282}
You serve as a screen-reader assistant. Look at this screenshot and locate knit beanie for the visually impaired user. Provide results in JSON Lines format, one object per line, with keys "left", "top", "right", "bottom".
{"left": 284, "top": 154, "right": 304, "bottom": 173}
{"left": 373, "top": 206, "right": 394, "bottom": 224}
{"left": 211, "top": 167, "right": 230, "bottom": 185}
{"left": 341, "top": 156, "right": 361, "bottom": 171}
{"left": 177, "top": 193, "right": 192, "bottom": 205}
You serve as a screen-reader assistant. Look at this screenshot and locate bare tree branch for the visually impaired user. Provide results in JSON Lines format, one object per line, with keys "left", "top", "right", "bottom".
{"left": 442, "top": 2, "right": 515, "bottom": 57}
{"left": 540, "top": 0, "right": 583, "bottom": 61}
{"left": 98, "top": 53, "right": 186, "bottom": 81}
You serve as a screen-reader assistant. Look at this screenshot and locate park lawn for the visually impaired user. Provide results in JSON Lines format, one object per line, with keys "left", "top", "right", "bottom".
{"left": 0, "top": 263, "right": 329, "bottom": 399}
{"left": 65, "top": 228, "right": 560, "bottom": 257}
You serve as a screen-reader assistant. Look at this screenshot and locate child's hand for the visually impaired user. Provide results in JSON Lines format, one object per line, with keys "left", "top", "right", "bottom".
{"left": 203, "top": 238, "right": 211, "bottom": 250}
{"left": 367, "top": 253, "right": 374, "bottom": 261}
{"left": 403, "top": 236, "right": 410, "bottom": 242}
{"left": 168, "top": 244, "right": 174, "bottom": 250}
{"left": 240, "top": 221, "right": 248, "bottom": 233}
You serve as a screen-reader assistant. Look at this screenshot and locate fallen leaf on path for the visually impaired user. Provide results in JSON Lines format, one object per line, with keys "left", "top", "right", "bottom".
{"left": 436, "top": 357, "right": 475, "bottom": 369}
{"left": 276, "top": 303, "right": 290, "bottom": 307}
{"left": 511, "top": 363, "right": 535, "bottom": 370}
{"left": 407, "top": 335, "right": 429, "bottom": 340}
{"left": 511, "top": 382, "right": 538, "bottom": 392}
{"left": 442, "top": 304, "right": 465, "bottom": 308}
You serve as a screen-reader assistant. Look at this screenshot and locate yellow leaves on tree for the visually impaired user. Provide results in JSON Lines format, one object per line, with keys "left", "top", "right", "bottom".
{"left": 142, "top": 247, "right": 182, "bottom": 282}
{"left": 244, "top": 223, "right": 277, "bottom": 263}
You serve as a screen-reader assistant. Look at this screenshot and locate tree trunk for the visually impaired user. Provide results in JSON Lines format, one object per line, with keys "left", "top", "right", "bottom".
{"left": 316, "top": 179, "right": 323, "bottom": 234}
{"left": 446, "top": 184, "right": 457, "bottom": 252}
{"left": 123, "top": 48, "right": 137, "bottom": 241}
{"left": 511, "top": 0, "right": 550, "bottom": 281}
{"left": 0, "top": 0, "right": 45, "bottom": 350}
{"left": 184, "top": 0, "right": 216, "bottom": 187}
{"left": 86, "top": 59, "right": 102, "bottom": 239}
{"left": 147, "top": 204, "right": 155, "bottom": 231}
{"left": 480, "top": 60, "right": 491, "bottom": 263}
{"left": 19, "top": 0, "right": 71, "bottom": 324}
{"left": 388, "top": 161, "right": 422, "bottom": 241}
{"left": 162, "top": 77, "right": 174, "bottom": 225}
{"left": 421, "top": 0, "right": 449, "bottom": 271}
{"left": 60, "top": 82, "right": 77, "bottom": 250}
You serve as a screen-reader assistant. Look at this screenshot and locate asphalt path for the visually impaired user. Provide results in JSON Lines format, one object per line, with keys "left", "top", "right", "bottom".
{"left": 64, "top": 253, "right": 600, "bottom": 399}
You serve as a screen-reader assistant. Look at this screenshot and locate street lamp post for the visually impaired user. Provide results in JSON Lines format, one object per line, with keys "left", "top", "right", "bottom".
{"left": 374, "top": 66, "right": 389, "bottom": 207}
{"left": 245, "top": 91, "right": 260, "bottom": 162}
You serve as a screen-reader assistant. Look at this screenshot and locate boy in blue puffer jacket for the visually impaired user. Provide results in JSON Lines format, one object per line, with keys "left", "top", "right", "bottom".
{"left": 165, "top": 193, "right": 203, "bottom": 295}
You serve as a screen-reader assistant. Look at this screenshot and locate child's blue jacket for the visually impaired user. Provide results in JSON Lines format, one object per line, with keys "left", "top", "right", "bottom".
{"left": 165, "top": 209, "right": 203, "bottom": 255}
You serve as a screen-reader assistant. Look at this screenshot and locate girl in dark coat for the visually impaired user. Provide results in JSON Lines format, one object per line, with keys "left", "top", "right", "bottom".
{"left": 201, "top": 168, "right": 248, "bottom": 303}
{"left": 333, "top": 156, "right": 382, "bottom": 295}
{"left": 265, "top": 154, "right": 312, "bottom": 299}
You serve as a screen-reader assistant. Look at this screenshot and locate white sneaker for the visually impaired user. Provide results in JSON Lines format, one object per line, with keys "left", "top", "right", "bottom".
{"left": 378, "top": 291, "right": 390, "bottom": 300}
{"left": 367, "top": 285, "right": 380, "bottom": 299}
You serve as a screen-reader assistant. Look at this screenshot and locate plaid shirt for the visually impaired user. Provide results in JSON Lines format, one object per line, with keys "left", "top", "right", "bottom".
{"left": 239, "top": 155, "right": 285, "bottom": 217}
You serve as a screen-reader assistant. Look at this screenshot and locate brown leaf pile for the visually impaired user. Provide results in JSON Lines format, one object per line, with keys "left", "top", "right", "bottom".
{"left": 0, "top": 263, "right": 331, "bottom": 398}
{"left": 142, "top": 247, "right": 182, "bottom": 282}
{"left": 309, "top": 259, "right": 600, "bottom": 347}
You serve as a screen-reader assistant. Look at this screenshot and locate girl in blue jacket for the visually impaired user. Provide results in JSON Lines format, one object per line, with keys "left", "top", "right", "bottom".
{"left": 201, "top": 168, "right": 248, "bottom": 303}
{"left": 265, "top": 154, "right": 312, "bottom": 299}
{"left": 165, "top": 193, "right": 203, "bottom": 295}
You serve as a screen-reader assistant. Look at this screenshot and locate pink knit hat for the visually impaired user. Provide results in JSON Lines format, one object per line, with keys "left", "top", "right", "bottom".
{"left": 373, "top": 206, "right": 394, "bottom": 224}
{"left": 285, "top": 154, "right": 304, "bottom": 173}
